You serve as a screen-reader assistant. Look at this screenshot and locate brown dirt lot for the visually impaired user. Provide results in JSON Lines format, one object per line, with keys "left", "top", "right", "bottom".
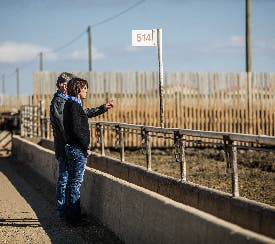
{"left": 97, "top": 147, "right": 275, "bottom": 207}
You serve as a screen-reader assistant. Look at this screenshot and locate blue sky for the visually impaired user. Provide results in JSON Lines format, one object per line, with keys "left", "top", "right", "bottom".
{"left": 0, "top": 0, "right": 274, "bottom": 95}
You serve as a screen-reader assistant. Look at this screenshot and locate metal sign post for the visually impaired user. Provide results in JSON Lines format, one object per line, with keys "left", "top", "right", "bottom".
{"left": 157, "top": 29, "right": 164, "bottom": 128}
{"left": 132, "top": 29, "right": 164, "bottom": 127}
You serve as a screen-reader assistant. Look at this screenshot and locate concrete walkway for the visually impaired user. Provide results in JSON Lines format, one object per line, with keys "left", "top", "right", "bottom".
{"left": 0, "top": 157, "right": 122, "bottom": 244}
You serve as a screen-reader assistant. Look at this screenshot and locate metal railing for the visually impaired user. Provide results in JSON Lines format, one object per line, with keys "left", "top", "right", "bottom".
{"left": 89, "top": 121, "right": 275, "bottom": 198}
{"left": 24, "top": 111, "right": 275, "bottom": 198}
{"left": 20, "top": 105, "right": 40, "bottom": 137}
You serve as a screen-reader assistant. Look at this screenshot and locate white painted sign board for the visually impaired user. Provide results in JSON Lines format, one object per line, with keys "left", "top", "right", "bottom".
{"left": 132, "top": 29, "right": 157, "bottom": 46}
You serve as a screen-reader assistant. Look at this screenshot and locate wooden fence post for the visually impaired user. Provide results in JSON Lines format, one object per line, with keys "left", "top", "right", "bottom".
{"left": 39, "top": 100, "right": 46, "bottom": 138}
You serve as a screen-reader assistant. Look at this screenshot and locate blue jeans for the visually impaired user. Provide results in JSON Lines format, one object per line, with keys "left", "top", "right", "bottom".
{"left": 65, "top": 144, "right": 87, "bottom": 223}
{"left": 56, "top": 156, "right": 69, "bottom": 217}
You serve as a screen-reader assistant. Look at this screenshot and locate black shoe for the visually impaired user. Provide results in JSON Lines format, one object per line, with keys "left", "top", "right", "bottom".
{"left": 57, "top": 210, "right": 66, "bottom": 219}
{"left": 80, "top": 213, "right": 88, "bottom": 219}
{"left": 66, "top": 218, "right": 89, "bottom": 227}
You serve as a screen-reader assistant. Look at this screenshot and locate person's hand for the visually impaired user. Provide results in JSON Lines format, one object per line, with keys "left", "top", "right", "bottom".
{"left": 86, "top": 149, "right": 92, "bottom": 156}
{"left": 105, "top": 100, "right": 114, "bottom": 110}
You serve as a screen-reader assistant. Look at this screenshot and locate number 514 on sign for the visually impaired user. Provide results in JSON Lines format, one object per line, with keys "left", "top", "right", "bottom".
{"left": 132, "top": 29, "right": 157, "bottom": 46}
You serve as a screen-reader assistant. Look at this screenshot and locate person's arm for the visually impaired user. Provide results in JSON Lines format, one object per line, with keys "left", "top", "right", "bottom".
{"left": 50, "top": 100, "right": 66, "bottom": 142}
{"left": 84, "top": 100, "right": 114, "bottom": 118}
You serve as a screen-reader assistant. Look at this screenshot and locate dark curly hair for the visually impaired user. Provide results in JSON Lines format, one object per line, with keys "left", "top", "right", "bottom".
{"left": 56, "top": 72, "right": 75, "bottom": 88}
{"left": 67, "top": 77, "right": 88, "bottom": 97}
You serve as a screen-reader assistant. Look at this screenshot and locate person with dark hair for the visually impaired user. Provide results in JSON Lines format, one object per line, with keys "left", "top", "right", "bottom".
{"left": 63, "top": 77, "right": 113, "bottom": 225}
{"left": 50, "top": 72, "right": 75, "bottom": 218}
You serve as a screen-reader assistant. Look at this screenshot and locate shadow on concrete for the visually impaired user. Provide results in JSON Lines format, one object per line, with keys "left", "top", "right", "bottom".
{"left": 0, "top": 157, "right": 123, "bottom": 244}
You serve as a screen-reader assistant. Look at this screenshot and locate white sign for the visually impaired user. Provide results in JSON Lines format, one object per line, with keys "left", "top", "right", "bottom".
{"left": 132, "top": 29, "right": 157, "bottom": 46}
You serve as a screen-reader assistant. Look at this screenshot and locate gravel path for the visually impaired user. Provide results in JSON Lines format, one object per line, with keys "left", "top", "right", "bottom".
{"left": 0, "top": 157, "right": 122, "bottom": 244}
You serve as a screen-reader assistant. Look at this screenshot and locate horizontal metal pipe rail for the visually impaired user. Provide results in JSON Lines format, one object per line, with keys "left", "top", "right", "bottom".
{"left": 89, "top": 121, "right": 275, "bottom": 198}
{"left": 89, "top": 121, "right": 275, "bottom": 146}
{"left": 35, "top": 117, "right": 275, "bottom": 198}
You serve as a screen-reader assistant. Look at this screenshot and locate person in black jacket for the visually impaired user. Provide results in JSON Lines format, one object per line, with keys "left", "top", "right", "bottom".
{"left": 63, "top": 77, "right": 113, "bottom": 225}
{"left": 50, "top": 72, "right": 75, "bottom": 218}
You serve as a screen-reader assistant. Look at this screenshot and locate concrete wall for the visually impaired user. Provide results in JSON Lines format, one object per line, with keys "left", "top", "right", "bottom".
{"left": 12, "top": 136, "right": 275, "bottom": 244}
{"left": 89, "top": 152, "right": 275, "bottom": 239}
{"left": 37, "top": 138, "right": 275, "bottom": 239}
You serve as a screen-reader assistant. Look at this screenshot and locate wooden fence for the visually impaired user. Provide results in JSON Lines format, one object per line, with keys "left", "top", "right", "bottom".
{"left": 33, "top": 71, "right": 275, "bottom": 140}
{"left": 0, "top": 95, "right": 30, "bottom": 113}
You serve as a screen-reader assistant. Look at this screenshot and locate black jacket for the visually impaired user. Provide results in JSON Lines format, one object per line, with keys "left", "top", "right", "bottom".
{"left": 50, "top": 93, "right": 67, "bottom": 159}
{"left": 63, "top": 100, "right": 107, "bottom": 154}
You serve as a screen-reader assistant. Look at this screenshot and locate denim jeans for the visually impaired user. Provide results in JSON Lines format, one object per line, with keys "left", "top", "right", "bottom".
{"left": 56, "top": 156, "right": 69, "bottom": 217}
{"left": 65, "top": 144, "right": 87, "bottom": 223}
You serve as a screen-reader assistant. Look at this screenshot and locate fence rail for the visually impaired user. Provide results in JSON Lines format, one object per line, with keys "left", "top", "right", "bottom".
{"left": 89, "top": 121, "right": 275, "bottom": 198}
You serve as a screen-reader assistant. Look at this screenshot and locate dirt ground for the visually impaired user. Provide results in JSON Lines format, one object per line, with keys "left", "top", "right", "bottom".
{"left": 99, "top": 147, "right": 275, "bottom": 207}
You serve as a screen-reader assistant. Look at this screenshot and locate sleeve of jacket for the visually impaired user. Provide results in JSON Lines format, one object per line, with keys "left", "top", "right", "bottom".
{"left": 50, "top": 99, "right": 66, "bottom": 142}
{"left": 70, "top": 103, "right": 89, "bottom": 151}
{"left": 84, "top": 104, "right": 108, "bottom": 118}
